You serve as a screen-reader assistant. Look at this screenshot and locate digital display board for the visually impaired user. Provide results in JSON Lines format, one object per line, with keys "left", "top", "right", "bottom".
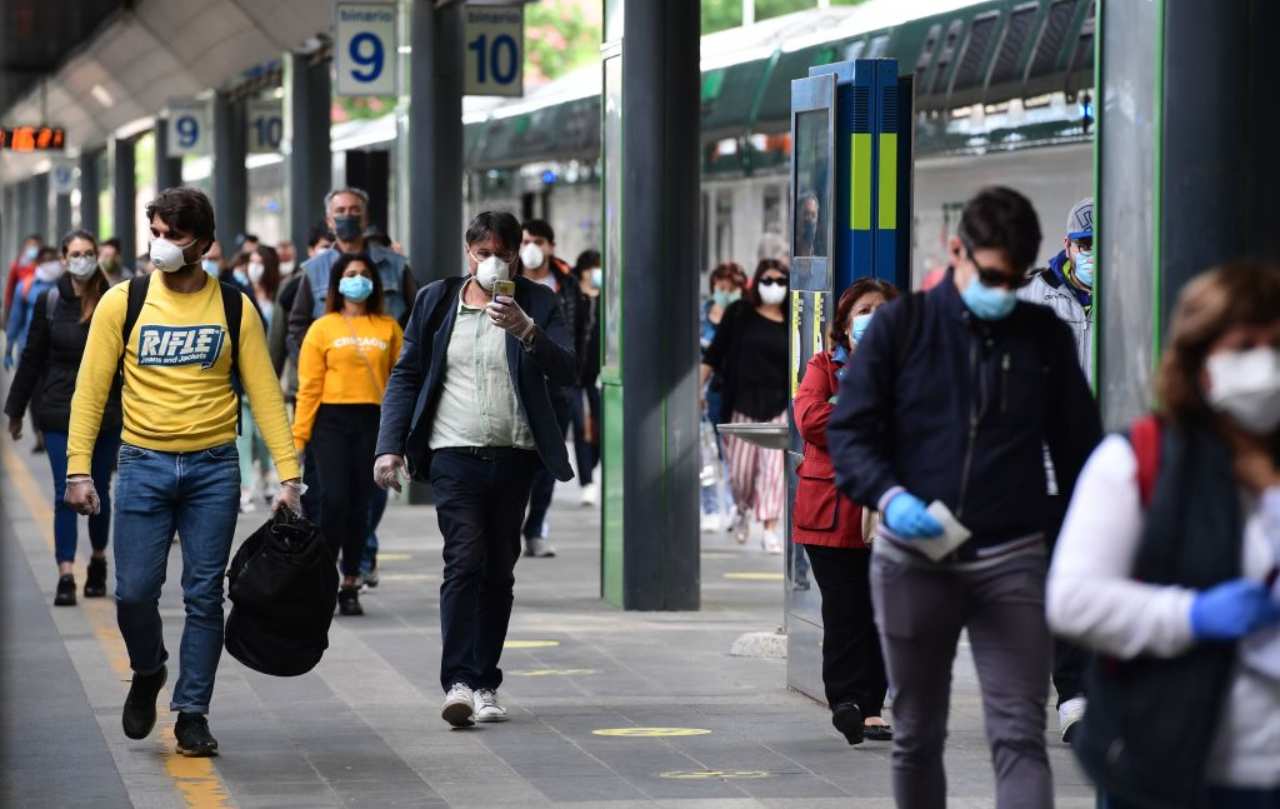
{"left": 0, "top": 126, "right": 66, "bottom": 151}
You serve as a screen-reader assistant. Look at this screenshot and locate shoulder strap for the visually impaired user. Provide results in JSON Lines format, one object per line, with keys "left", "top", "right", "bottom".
{"left": 42, "top": 285, "right": 59, "bottom": 316}
{"left": 121, "top": 274, "right": 152, "bottom": 357}
{"left": 218, "top": 281, "right": 243, "bottom": 375}
{"left": 1128, "top": 415, "right": 1163, "bottom": 509}
{"left": 894, "top": 290, "right": 924, "bottom": 370}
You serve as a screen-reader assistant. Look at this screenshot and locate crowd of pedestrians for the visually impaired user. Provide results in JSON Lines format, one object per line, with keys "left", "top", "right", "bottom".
{"left": 5, "top": 179, "right": 1279, "bottom": 809}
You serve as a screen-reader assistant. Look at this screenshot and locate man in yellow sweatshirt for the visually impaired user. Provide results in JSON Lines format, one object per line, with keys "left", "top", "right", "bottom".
{"left": 66, "top": 187, "right": 302, "bottom": 758}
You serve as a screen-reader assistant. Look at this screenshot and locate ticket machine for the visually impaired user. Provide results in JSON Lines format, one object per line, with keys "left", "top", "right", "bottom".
{"left": 785, "top": 59, "right": 913, "bottom": 702}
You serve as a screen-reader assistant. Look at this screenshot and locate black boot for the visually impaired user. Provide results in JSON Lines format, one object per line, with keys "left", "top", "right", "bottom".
{"left": 54, "top": 574, "right": 76, "bottom": 607}
{"left": 337, "top": 586, "right": 364, "bottom": 616}
{"left": 84, "top": 557, "right": 107, "bottom": 598}
{"left": 174, "top": 712, "right": 219, "bottom": 757}
{"left": 122, "top": 666, "right": 167, "bottom": 740}
{"left": 831, "top": 701, "right": 864, "bottom": 746}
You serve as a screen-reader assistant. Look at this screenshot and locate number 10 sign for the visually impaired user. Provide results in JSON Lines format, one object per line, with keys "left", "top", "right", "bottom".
{"left": 335, "top": 2, "right": 397, "bottom": 97}
{"left": 464, "top": 5, "right": 524, "bottom": 97}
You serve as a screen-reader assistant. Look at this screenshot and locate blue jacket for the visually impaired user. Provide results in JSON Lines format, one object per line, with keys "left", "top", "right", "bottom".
{"left": 827, "top": 270, "right": 1102, "bottom": 553}
{"left": 375, "top": 275, "right": 577, "bottom": 481}
{"left": 5, "top": 276, "right": 56, "bottom": 359}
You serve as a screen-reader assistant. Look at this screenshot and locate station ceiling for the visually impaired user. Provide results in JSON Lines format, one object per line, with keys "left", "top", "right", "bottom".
{"left": 1, "top": 0, "right": 122, "bottom": 115}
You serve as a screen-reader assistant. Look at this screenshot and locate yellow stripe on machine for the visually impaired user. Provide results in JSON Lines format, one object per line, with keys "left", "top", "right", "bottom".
{"left": 851, "top": 133, "right": 872, "bottom": 231}
{"left": 879, "top": 133, "right": 898, "bottom": 230}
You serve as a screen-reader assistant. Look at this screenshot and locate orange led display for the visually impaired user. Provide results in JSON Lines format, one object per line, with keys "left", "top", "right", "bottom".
{"left": 0, "top": 126, "right": 66, "bottom": 151}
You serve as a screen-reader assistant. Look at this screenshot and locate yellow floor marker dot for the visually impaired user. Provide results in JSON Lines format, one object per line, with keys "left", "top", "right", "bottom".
{"left": 660, "top": 770, "right": 770, "bottom": 780}
{"left": 507, "top": 668, "right": 598, "bottom": 677}
{"left": 724, "top": 572, "right": 784, "bottom": 582}
{"left": 376, "top": 552, "right": 414, "bottom": 562}
{"left": 504, "top": 639, "right": 560, "bottom": 649}
{"left": 593, "top": 727, "right": 711, "bottom": 738}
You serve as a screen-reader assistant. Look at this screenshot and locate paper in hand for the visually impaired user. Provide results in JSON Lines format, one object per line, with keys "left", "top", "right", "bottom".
{"left": 909, "top": 501, "right": 972, "bottom": 562}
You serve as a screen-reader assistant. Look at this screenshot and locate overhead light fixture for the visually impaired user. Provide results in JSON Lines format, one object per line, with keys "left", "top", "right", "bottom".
{"left": 90, "top": 84, "right": 114, "bottom": 107}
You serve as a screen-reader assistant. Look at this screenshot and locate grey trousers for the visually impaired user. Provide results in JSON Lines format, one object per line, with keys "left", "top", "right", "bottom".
{"left": 871, "top": 544, "right": 1054, "bottom": 809}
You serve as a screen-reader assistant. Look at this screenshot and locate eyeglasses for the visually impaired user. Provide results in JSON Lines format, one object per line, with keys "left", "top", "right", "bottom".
{"left": 964, "top": 243, "right": 1032, "bottom": 290}
{"left": 1071, "top": 237, "right": 1093, "bottom": 252}
{"left": 758, "top": 276, "right": 788, "bottom": 287}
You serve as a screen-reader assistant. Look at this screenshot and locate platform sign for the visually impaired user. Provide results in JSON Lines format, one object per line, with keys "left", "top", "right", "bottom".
{"left": 51, "top": 161, "right": 75, "bottom": 194}
{"left": 167, "top": 100, "right": 209, "bottom": 156}
{"left": 335, "top": 2, "right": 397, "bottom": 96}
{"left": 248, "top": 99, "right": 284, "bottom": 154}
{"left": 464, "top": 5, "right": 524, "bottom": 97}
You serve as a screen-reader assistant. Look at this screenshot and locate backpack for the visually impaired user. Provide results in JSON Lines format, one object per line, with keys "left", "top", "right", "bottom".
{"left": 224, "top": 509, "right": 337, "bottom": 677}
{"left": 120, "top": 273, "right": 244, "bottom": 430}
{"left": 1128, "top": 414, "right": 1162, "bottom": 508}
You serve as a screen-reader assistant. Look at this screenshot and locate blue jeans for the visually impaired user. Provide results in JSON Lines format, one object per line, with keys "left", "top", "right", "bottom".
{"left": 44, "top": 430, "right": 120, "bottom": 564}
{"left": 361, "top": 486, "right": 388, "bottom": 574}
{"left": 113, "top": 442, "right": 240, "bottom": 714}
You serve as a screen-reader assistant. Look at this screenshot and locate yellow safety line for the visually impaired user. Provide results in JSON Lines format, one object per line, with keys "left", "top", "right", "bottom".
{"left": 2, "top": 445, "right": 235, "bottom": 808}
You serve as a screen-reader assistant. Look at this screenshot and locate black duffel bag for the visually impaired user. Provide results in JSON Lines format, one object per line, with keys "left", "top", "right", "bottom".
{"left": 225, "top": 509, "right": 337, "bottom": 677}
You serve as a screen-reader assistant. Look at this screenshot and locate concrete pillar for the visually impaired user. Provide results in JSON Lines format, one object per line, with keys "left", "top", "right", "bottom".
{"left": 79, "top": 149, "right": 101, "bottom": 239}
{"left": 1097, "top": 0, "right": 1280, "bottom": 428}
{"left": 154, "top": 119, "right": 184, "bottom": 192}
{"left": 111, "top": 137, "right": 137, "bottom": 263}
{"left": 16, "top": 180, "right": 32, "bottom": 248}
{"left": 2, "top": 184, "right": 16, "bottom": 264}
{"left": 285, "top": 51, "right": 332, "bottom": 253}
{"left": 408, "top": 1, "right": 463, "bottom": 284}
{"left": 54, "top": 190, "right": 72, "bottom": 241}
{"left": 31, "top": 174, "right": 50, "bottom": 243}
{"left": 599, "top": 0, "right": 701, "bottom": 610}
{"left": 212, "top": 91, "right": 248, "bottom": 252}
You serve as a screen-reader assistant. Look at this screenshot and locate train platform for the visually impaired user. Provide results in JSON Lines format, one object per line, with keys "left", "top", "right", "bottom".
{"left": 1, "top": 435, "right": 1095, "bottom": 809}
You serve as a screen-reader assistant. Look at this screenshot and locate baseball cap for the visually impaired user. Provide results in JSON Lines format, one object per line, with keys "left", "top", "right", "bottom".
{"left": 1066, "top": 197, "right": 1093, "bottom": 241}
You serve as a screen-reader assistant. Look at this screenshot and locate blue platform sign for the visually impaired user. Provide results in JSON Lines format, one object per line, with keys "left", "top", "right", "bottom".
{"left": 464, "top": 4, "right": 524, "bottom": 97}
{"left": 167, "top": 99, "right": 209, "bottom": 157}
{"left": 335, "top": 2, "right": 397, "bottom": 97}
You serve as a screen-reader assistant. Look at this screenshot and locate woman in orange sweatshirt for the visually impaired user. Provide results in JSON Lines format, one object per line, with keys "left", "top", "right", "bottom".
{"left": 294, "top": 252, "right": 403, "bottom": 616}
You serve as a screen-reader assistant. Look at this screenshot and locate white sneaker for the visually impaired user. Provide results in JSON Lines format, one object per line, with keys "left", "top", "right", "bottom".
{"left": 474, "top": 688, "right": 509, "bottom": 723}
{"left": 731, "top": 511, "right": 750, "bottom": 545}
{"left": 762, "top": 528, "right": 783, "bottom": 555}
{"left": 701, "top": 512, "right": 722, "bottom": 533}
{"left": 239, "top": 488, "right": 257, "bottom": 514}
{"left": 579, "top": 482, "right": 598, "bottom": 507}
{"left": 441, "top": 683, "right": 475, "bottom": 728}
{"left": 1058, "top": 696, "right": 1086, "bottom": 744}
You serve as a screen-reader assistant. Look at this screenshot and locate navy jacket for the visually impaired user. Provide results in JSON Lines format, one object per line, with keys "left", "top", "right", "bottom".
{"left": 375, "top": 275, "right": 577, "bottom": 482}
{"left": 827, "top": 270, "right": 1102, "bottom": 552}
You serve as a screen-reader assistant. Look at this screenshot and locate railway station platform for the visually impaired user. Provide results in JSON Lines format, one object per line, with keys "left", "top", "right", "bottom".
{"left": 1, "top": 432, "right": 1095, "bottom": 809}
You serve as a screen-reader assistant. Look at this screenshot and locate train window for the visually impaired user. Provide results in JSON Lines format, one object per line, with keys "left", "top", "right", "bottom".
{"left": 988, "top": 3, "right": 1039, "bottom": 86}
{"left": 929, "top": 19, "right": 965, "bottom": 96}
{"left": 844, "top": 39, "right": 866, "bottom": 61}
{"left": 1028, "top": 0, "right": 1082, "bottom": 79}
{"left": 952, "top": 12, "right": 1000, "bottom": 93}
{"left": 1067, "top": 2, "right": 1096, "bottom": 77}
{"left": 914, "top": 24, "right": 942, "bottom": 91}
{"left": 793, "top": 109, "right": 830, "bottom": 259}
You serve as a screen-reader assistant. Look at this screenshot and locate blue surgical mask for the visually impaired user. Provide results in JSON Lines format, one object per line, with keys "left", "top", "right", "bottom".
{"left": 961, "top": 275, "right": 1017, "bottom": 321}
{"left": 1073, "top": 251, "right": 1094, "bottom": 288}
{"left": 22, "top": 246, "right": 38, "bottom": 262}
{"left": 202, "top": 259, "right": 219, "bottom": 276}
{"left": 851, "top": 313, "right": 874, "bottom": 343}
{"left": 590, "top": 268, "right": 603, "bottom": 288}
{"left": 333, "top": 215, "right": 362, "bottom": 242}
{"left": 339, "top": 274, "right": 374, "bottom": 302}
{"left": 713, "top": 289, "right": 741, "bottom": 309}
{"left": 233, "top": 269, "right": 250, "bottom": 287}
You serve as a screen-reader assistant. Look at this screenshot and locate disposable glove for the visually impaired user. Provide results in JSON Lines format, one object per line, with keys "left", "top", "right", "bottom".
{"left": 373, "top": 453, "right": 406, "bottom": 493}
{"left": 486, "top": 295, "right": 536, "bottom": 341}
{"left": 883, "top": 491, "right": 944, "bottom": 539}
{"left": 1190, "top": 579, "right": 1280, "bottom": 641}
{"left": 271, "top": 479, "right": 305, "bottom": 516}
{"left": 65, "top": 475, "right": 100, "bottom": 516}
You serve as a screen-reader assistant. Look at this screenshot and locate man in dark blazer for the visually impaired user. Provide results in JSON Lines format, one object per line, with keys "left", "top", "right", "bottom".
{"left": 373, "top": 211, "right": 575, "bottom": 729}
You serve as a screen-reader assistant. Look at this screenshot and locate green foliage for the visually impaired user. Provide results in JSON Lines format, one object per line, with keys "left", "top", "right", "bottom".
{"left": 525, "top": 0, "right": 602, "bottom": 84}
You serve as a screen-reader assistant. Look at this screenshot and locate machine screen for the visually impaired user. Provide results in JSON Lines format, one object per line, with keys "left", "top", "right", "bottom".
{"left": 793, "top": 109, "right": 830, "bottom": 259}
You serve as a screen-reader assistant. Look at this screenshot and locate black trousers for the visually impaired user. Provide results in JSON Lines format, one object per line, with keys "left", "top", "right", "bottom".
{"left": 803, "top": 544, "right": 889, "bottom": 717}
{"left": 1046, "top": 493, "right": 1087, "bottom": 707}
{"left": 567, "top": 385, "right": 600, "bottom": 486}
{"left": 431, "top": 447, "right": 538, "bottom": 692}
{"left": 522, "top": 394, "right": 571, "bottom": 539}
{"left": 310, "top": 404, "right": 380, "bottom": 577}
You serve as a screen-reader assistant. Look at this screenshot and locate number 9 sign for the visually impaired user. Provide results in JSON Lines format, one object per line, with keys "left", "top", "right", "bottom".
{"left": 336, "top": 2, "right": 397, "bottom": 96}
{"left": 167, "top": 100, "right": 209, "bottom": 156}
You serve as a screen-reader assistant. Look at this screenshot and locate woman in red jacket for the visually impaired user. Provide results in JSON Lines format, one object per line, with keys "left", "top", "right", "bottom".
{"left": 794, "top": 277, "right": 899, "bottom": 746}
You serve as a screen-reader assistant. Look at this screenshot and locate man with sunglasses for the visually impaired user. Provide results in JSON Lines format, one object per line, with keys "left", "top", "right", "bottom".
{"left": 1017, "top": 197, "right": 1095, "bottom": 745}
{"left": 828, "top": 186, "right": 1102, "bottom": 809}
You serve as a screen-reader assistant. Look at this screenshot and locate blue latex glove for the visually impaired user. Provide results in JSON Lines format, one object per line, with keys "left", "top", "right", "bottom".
{"left": 883, "top": 492, "right": 944, "bottom": 539}
{"left": 1190, "top": 579, "right": 1280, "bottom": 641}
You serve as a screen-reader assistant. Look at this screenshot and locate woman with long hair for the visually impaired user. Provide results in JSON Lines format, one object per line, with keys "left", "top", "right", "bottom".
{"left": 294, "top": 252, "right": 403, "bottom": 616}
{"left": 700, "top": 258, "right": 790, "bottom": 552}
{"left": 1048, "top": 262, "right": 1280, "bottom": 808}
{"left": 793, "top": 278, "right": 899, "bottom": 745}
{"left": 4, "top": 230, "right": 121, "bottom": 605}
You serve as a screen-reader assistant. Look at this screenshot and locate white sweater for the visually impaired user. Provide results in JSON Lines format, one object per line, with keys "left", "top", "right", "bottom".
{"left": 1047, "top": 435, "right": 1280, "bottom": 788}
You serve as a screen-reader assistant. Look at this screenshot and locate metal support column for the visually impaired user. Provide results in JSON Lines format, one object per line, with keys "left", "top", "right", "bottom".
{"left": 79, "top": 149, "right": 101, "bottom": 238}
{"left": 54, "top": 188, "right": 71, "bottom": 240}
{"left": 155, "top": 119, "right": 184, "bottom": 192}
{"left": 31, "top": 173, "right": 50, "bottom": 243}
{"left": 212, "top": 91, "right": 248, "bottom": 252}
{"left": 16, "top": 180, "right": 32, "bottom": 248}
{"left": 408, "top": 0, "right": 463, "bottom": 284}
{"left": 600, "top": 0, "right": 701, "bottom": 610}
{"left": 285, "top": 50, "right": 332, "bottom": 252}
{"left": 111, "top": 137, "right": 137, "bottom": 263}
{"left": 2, "top": 184, "right": 15, "bottom": 263}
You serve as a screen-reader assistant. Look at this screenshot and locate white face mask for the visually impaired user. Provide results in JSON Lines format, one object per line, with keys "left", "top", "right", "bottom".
{"left": 247, "top": 261, "right": 266, "bottom": 284}
{"left": 474, "top": 254, "right": 511, "bottom": 292}
{"left": 759, "top": 282, "right": 788, "bottom": 306}
{"left": 67, "top": 255, "right": 98, "bottom": 279}
{"left": 1206, "top": 346, "right": 1280, "bottom": 435}
{"left": 520, "top": 243, "right": 545, "bottom": 271}
{"left": 150, "top": 238, "right": 194, "bottom": 273}
{"left": 279, "top": 260, "right": 295, "bottom": 277}
{"left": 35, "top": 260, "right": 63, "bottom": 283}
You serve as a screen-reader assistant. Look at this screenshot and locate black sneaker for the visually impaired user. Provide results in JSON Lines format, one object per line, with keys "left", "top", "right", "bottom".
{"left": 337, "top": 586, "right": 364, "bottom": 616}
{"left": 122, "top": 665, "right": 167, "bottom": 740}
{"left": 174, "top": 712, "right": 219, "bottom": 757}
{"left": 362, "top": 565, "right": 379, "bottom": 589}
{"left": 54, "top": 574, "right": 77, "bottom": 606}
{"left": 84, "top": 557, "right": 108, "bottom": 598}
{"left": 832, "top": 701, "right": 865, "bottom": 746}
